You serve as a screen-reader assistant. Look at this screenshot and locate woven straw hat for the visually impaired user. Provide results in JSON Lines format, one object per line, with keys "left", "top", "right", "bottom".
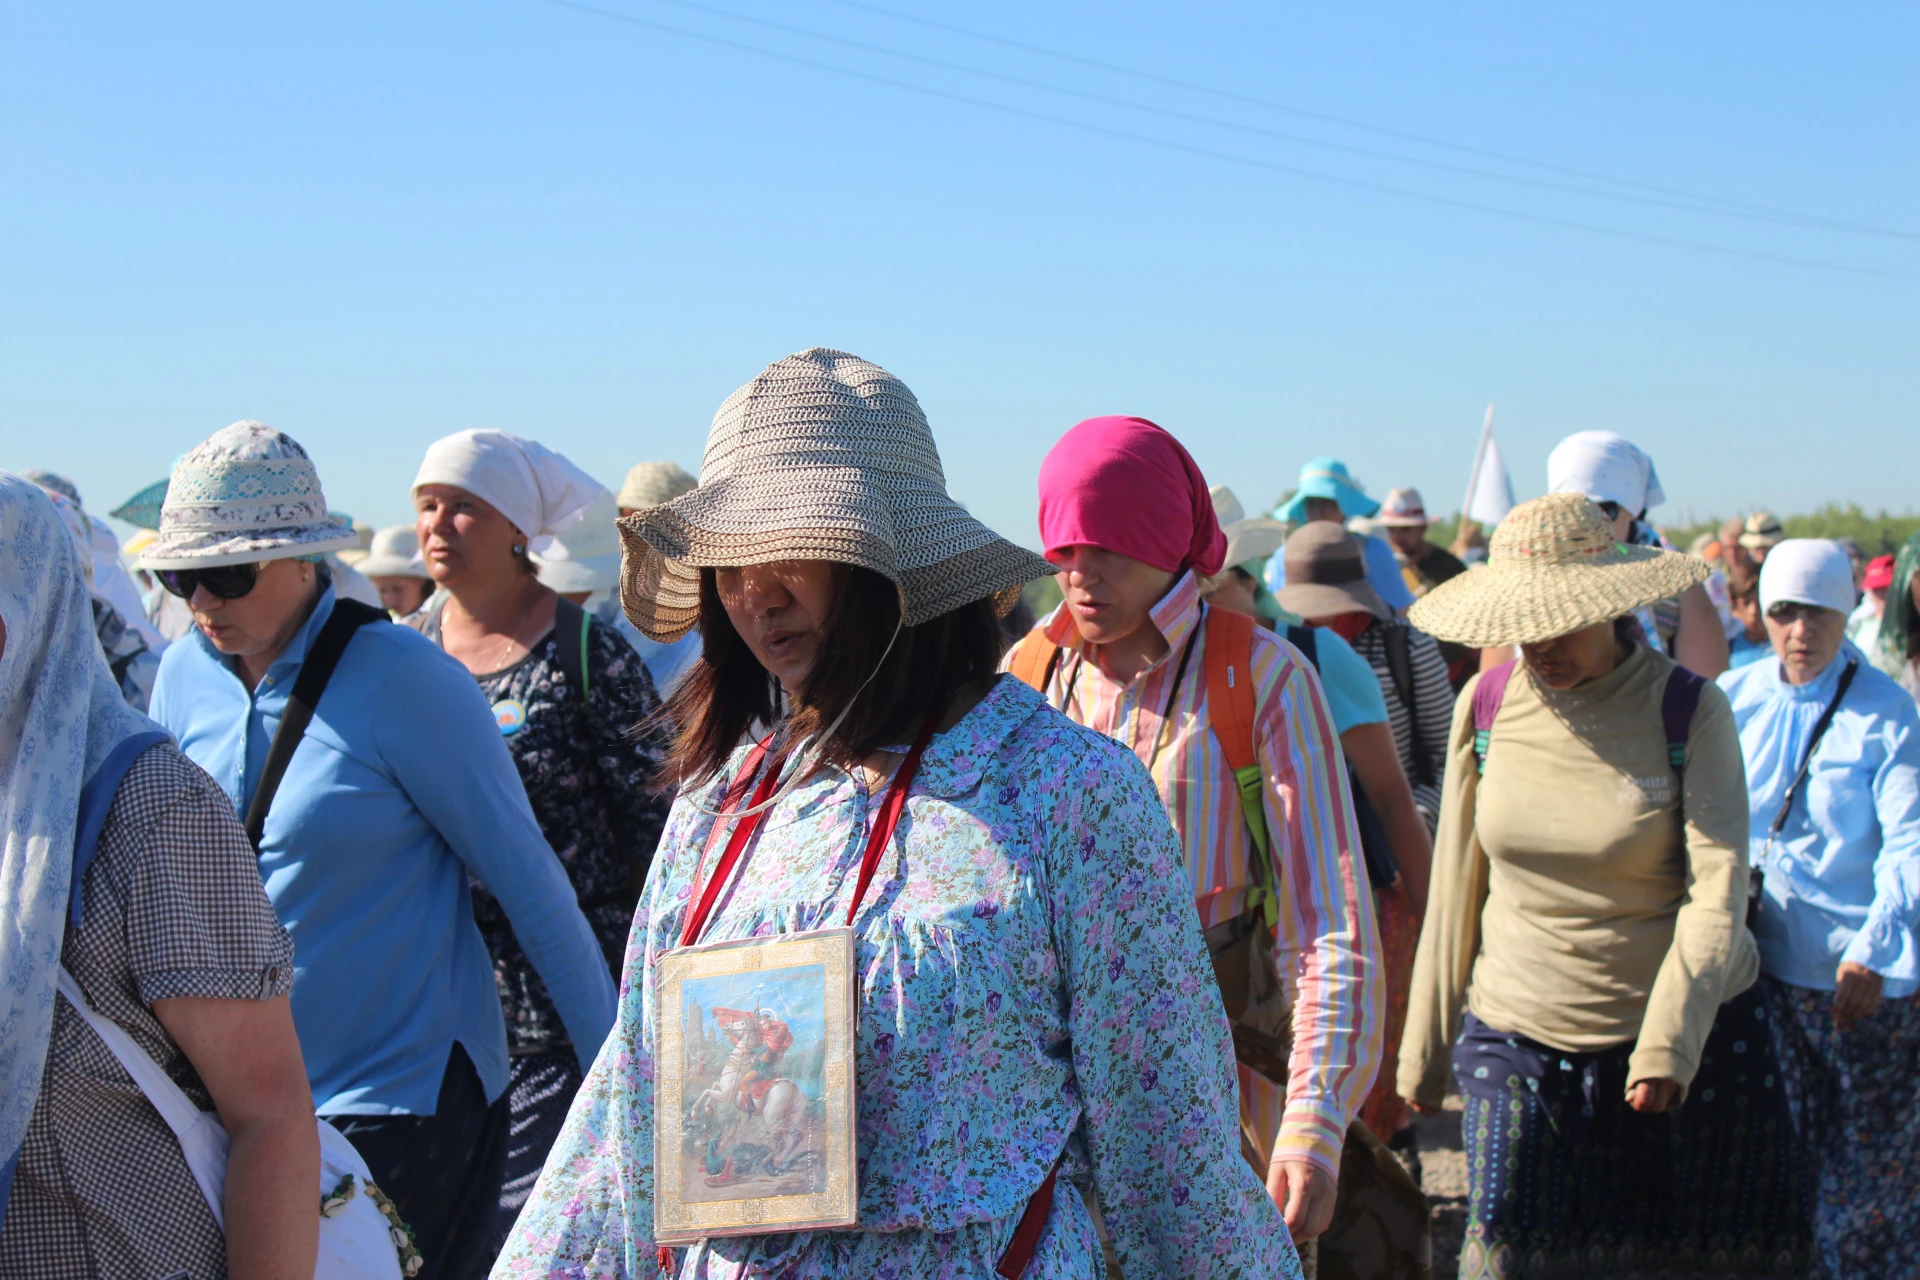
{"left": 1407, "top": 493, "right": 1709, "bottom": 647}
{"left": 619, "top": 348, "right": 1054, "bottom": 642}
{"left": 617, "top": 461, "right": 697, "bottom": 511}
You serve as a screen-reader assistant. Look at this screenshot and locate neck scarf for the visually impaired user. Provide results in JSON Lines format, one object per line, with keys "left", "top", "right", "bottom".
{"left": 1038, "top": 416, "right": 1226, "bottom": 577}
{"left": 0, "top": 475, "right": 161, "bottom": 1217}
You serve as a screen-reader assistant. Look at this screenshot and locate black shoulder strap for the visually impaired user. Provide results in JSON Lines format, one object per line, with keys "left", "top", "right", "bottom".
{"left": 242, "top": 599, "right": 388, "bottom": 849}
{"left": 1382, "top": 623, "right": 1432, "bottom": 787}
{"left": 1286, "top": 624, "right": 1319, "bottom": 672}
{"left": 1768, "top": 659, "right": 1859, "bottom": 837}
{"left": 555, "top": 596, "right": 590, "bottom": 711}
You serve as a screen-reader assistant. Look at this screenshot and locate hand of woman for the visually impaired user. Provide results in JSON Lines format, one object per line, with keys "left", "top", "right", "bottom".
{"left": 1625, "top": 1078, "right": 1680, "bottom": 1114}
{"left": 1833, "top": 961, "right": 1884, "bottom": 1030}
{"left": 1266, "top": 1156, "right": 1339, "bottom": 1241}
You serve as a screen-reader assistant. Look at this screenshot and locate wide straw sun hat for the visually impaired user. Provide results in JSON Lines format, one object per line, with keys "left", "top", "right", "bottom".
{"left": 141, "top": 422, "right": 358, "bottom": 570}
{"left": 357, "top": 525, "right": 432, "bottom": 579}
{"left": 1407, "top": 492, "right": 1709, "bottom": 648}
{"left": 618, "top": 347, "right": 1055, "bottom": 643}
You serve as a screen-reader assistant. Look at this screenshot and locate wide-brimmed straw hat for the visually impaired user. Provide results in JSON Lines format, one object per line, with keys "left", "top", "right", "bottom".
{"left": 1408, "top": 493, "right": 1709, "bottom": 647}
{"left": 1273, "top": 522, "right": 1390, "bottom": 621}
{"left": 619, "top": 348, "right": 1054, "bottom": 643}
{"left": 617, "top": 461, "right": 697, "bottom": 511}
{"left": 357, "top": 525, "right": 432, "bottom": 579}
{"left": 1210, "top": 485, "right": 1288, "bottom": 572}
{"left": 141, "top": 422, "right": 358, "bottom": 570}
{"left": 1377, "top": 487, "right": 1429, "bottom": 528}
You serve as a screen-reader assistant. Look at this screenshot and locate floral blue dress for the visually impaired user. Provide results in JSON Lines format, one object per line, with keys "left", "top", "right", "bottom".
{"left": 492, "top": 676, "right": 1297, "bottom": 1279}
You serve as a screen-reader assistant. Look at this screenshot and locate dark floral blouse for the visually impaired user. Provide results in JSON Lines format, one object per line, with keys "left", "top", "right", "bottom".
{"left": 421, "top": 606, "right": 672, "bottom": 1054}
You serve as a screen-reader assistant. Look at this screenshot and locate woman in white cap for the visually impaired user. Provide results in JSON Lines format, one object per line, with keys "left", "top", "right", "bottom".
{"left": 144, "top": 422, "right": 617, "bottom": 1280}
{"left": 1718, "top": 539, "right": 1920, "bottom": 1278}
{"left": 0, "top": 475, "right": 320, "bottom": 1280}
{"left": 1547, "top": 430, "right": 1730, "bottom": 678}
{"left": 357, "top": 524, "right": 437, "bottom": 618}
{"left": 499, "top": 350, "right": 1297, "bottom": 1279}
{"left": 1401, "top": 493, "right": 1806, "bottom": 1276}
{"left": 407, "top": 433, "right": 670, "bottom": 1255}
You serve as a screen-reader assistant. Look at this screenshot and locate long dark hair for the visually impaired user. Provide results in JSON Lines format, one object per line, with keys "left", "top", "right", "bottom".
{"left": 660, "top": 565, "right": 1004, "bottom": 789}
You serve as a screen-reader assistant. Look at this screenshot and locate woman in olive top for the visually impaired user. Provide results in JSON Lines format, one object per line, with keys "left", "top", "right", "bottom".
{"left": 1399, "top": 494, "right": 1805, "bottom": 1279}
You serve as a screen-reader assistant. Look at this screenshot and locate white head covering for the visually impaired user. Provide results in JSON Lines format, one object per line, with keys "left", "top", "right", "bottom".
{"left": 532, "top": 489, "right": 622, "bottom": 593}
{"left": 26, "top": 479, "right": 168, "bottom": 652}
{"left": 43, "top": 490, "right": 95, "bottom": 588}
{"left": 1759, "top": 539, "right": 1856, "bottom": 616}
{"left": 1547, "top": 431, "right": 1667, "bottom": 515}
{"left": 357, "top": 525, "right": 432, "bottom": 580}
{"left": 143, "top": 422, "right": 358, "bottom": 569}
{"left": 412, "top": 430, "right": 602, "bottom": 555}
{"left": 0, "top": 475, "right": 161, "bottom": 1204}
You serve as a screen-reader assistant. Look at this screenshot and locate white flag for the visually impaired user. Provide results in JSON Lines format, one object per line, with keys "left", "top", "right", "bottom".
{"left": 1468, "top": 431, "right": 1515, "bottom": 526}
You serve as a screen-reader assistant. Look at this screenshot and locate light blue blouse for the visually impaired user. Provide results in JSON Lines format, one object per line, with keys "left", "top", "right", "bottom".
{"left": 149, "top": 588, "right": 617, "bottom": 1114}
{"left": 1720, "top": 646, "right": 1920, "bottom": 998}
{"left": 494, "top": 676, "right": 1296, "bottom": 1279}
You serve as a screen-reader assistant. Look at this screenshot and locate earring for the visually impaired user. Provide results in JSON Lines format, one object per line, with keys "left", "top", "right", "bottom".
{"left": 513, "top": 544, "right": 526, "bottom": 555}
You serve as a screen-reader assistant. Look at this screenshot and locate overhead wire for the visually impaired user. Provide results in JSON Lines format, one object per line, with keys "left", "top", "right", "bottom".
{"left": 535, "top": 0, "right": 1917, "bottom": 281}
{"left": 816, "top": 0, "right": 1917, "bottom": 242}
{"left": 619, "top": 0, "right": 1916, "bottom": 240}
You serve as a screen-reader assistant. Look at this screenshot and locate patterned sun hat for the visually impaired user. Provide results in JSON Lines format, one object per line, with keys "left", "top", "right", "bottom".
{"left": 1407, "top": 493, "right": 1710, "bottom": 647}
{"left": 140, "top": 422, "right": 358, "bottom": 570}
{"left": 619, "top": 348, "right": 1055, "bottom": 643}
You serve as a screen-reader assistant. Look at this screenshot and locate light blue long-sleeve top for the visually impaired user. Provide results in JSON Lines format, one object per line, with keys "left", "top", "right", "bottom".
{"left": 1719, "top": 644, "right": 1920, "bottom": 998}
{"left": 150, "top": 587, "right": 618, "bottom": 1114}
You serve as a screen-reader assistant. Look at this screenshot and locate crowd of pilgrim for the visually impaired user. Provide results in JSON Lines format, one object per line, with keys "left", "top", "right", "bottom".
{"left": 2, "top": 346, "right": 1917, "bottom": 1280}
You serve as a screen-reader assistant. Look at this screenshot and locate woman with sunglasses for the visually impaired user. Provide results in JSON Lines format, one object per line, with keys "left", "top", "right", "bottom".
{"left": 1719, "top": 539, "right": 1920, "bottom": 1278}
{"left": 403, "top": 432, "right": 670, "bottom": 1254}
{"left": 144, "top": 422, "right": 617, "bottom": 1280}
{"left": 1547, "top": 431, "right": 1731, "bottom": 679}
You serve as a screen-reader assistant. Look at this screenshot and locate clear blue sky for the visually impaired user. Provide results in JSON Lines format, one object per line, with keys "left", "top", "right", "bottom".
{"left": 3, "top": 1, "right": 1914, "bottom": 547}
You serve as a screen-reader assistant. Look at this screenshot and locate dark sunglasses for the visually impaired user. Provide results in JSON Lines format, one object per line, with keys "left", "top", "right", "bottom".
{"left": 156, "top": 562, "right": 262, "bottom": 600}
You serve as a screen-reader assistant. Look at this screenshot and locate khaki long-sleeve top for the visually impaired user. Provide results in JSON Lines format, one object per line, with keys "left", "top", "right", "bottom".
{"left": 1398, "top": 645, "right": 1758, "bottom": 1108}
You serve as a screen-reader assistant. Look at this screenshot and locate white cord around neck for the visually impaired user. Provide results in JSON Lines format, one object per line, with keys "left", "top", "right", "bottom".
{"left": 683, "top": 616, "right": 906, "bottom": 820}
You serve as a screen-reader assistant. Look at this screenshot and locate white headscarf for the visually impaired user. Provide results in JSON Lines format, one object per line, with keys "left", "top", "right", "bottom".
{"left": 411, "top": 430, "right": 603, "bottom": 555}
{"left": 1760, "top": 539, "right": 1856, "bottom": 616}
{"left": 0, "top": 475, "right": 160, "bottom": 1208}
{"left": 1547, "top": 431, "right": 1667, "bottom": 515}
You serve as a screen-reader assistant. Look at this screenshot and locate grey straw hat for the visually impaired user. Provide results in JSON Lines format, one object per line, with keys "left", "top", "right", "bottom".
{"left": 1407, "top": 493, "right": 1711, "bottom": 647}
{"left": 1273, "top": 522, "right": 1390, "bottom": 620}
{"left": 141, "top": 422, "right": 358, "bottom": 570}
{"left": 618, "top": 348, "right": 1054, "bottom": 643}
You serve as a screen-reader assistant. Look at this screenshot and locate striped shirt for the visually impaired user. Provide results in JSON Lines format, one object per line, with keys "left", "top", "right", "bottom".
{"left": 1345, "top": 622, "right": 1456, "bottom": 831}
{"left": 1014, "top": 572, "right": 1383, "bottom": 1178}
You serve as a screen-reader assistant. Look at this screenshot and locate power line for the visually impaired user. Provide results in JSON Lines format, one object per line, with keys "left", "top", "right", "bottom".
{"left": 817, "top": 0, "right": 1918, "bottom": 242}
{"left": 629, "top": 0, "right": 1918, "bottom": 241}
{"left": 536, "top": 0, "right": 1915, "bottom": 281}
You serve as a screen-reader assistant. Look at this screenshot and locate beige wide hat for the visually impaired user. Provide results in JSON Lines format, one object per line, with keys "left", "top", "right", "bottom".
{"left": 617, "top": 460, "right": 697, "bottom": 511}
{"left": 357, "top": 524, "right": 431, "bottom": 579}
{"left": 1210, "top": 485, "right": 1288, "bottom": 572}
{"left": 618, "top": 348, "right": 1055, "bottom": 643}
{"left": 1408, "top": 492, "right": 1710, "bottom": 647}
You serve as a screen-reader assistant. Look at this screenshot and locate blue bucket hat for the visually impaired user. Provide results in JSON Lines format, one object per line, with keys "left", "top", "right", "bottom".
{"left": 1275, "top": 457, "right": 1380, "bottom": 523}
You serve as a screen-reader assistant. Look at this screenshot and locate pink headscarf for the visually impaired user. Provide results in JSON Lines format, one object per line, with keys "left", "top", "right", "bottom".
{"left": 1038, "top": 416, "right": 1227, "bottom": 577}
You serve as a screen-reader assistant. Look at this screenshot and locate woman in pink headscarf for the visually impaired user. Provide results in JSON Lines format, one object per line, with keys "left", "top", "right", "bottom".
{"left": 1005, "top": 416, "right": 1383, "bottom": 1247}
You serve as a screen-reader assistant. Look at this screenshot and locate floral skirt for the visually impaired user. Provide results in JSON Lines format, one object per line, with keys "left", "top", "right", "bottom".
{"left": 1452, "top": 984, "right": 1808, "bottom": 1279}
{"left": 1764, "top": 978, "right": 1920, "bottom": 1280}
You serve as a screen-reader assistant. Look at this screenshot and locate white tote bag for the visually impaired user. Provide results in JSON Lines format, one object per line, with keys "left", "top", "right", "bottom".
{"left": 56, "top": 967, "right": 409, "bottom": 1279}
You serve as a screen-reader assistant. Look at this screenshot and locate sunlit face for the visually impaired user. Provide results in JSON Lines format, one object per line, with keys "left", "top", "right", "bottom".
{"left": 1047, "top": 545, "right": 1177, "bottom": 648}
{"left": 1201, "top": 566, "right": 1263, "bottom": 621}
{"left": 1520, "top": 620, "right": 1622, "bottom": 690}
{"left": 369, "top": 575, "right": 433, "bottom": 616}
{"left": 1764, "top": 601, "right": 1847, "bottom": 686}
{"left": 189, "top": 558, "right": 317, "bottom": 661}
{"left": 714, "top": 560, "right": 838, "bottom": 695}
{"left": 415, "top": 484, "right": 526, "bottom": 588}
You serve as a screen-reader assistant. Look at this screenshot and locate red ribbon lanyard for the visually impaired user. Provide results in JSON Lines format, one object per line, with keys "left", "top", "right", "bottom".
{"left": 679, "top": 706, "right": 945, "bottom": 949}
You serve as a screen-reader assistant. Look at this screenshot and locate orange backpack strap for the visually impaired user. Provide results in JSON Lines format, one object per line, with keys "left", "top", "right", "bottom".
{"left": 1008, "top": 625, "right": 1062, "bottom": 694}
{"left": 1203, "top": 606, "right": 1278, "bottom": 925}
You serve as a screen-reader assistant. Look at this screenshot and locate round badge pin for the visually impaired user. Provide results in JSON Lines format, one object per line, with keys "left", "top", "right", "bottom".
{"left": 493, "top": 698, "right": 528, "bottom": 736}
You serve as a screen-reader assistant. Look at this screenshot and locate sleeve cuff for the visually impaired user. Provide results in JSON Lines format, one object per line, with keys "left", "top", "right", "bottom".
{"left": 1274, "top": 1107, "right": 1347, "bottom": 1182}
{"left": 138, "top": 964, "right": 294, "bottom": 1004}
{"left": 1841, "top": 911, "right": 1918, "bottom": 979}
{"left": 1625, "top": 1045, "right": 1695, "bottom": 1104}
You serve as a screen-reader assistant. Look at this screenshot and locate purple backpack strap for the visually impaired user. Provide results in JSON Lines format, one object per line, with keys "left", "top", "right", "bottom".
{"left": 1661, "top": 666, "right": 1707, "bottom": 779}
{"left": 1470, "top": 661, "right": 1517, "bottom": 774}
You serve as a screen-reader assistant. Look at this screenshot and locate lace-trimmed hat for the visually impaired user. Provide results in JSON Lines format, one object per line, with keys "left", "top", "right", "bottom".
{"left": 140, "top": 422, "right": 358, "bottom": 570}
{"left": 1407, "top": 492, "right": 1710, "bottom": 647}
{"left": 619, "top": 348, "right": 1054, "bottom": 643}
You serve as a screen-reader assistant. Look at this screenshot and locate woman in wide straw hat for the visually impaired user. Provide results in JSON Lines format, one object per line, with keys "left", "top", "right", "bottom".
{"left": 1399, "top": 493, "right": 1807, "bottom": 1276}
{"left": 499, "top": 350, "right": 1296, "bottom": 1279}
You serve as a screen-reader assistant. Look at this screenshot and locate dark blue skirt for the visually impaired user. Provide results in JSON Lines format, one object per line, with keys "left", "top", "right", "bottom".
{"left": 1451, "top": 983, "right": 1809, "bottom": 1279}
